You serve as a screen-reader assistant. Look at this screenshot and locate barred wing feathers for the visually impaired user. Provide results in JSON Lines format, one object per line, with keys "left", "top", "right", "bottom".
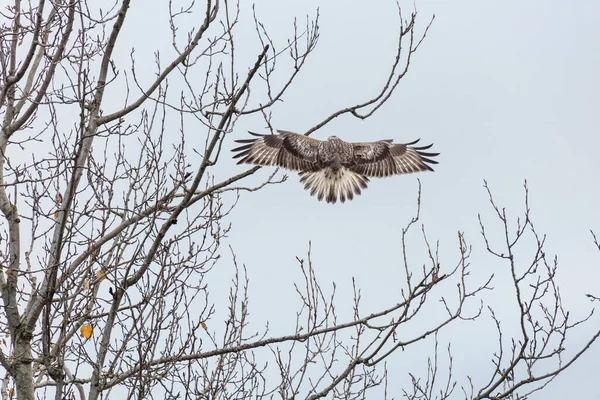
{"left": 232, "top": 130, "right": 320, "bottom": 172}
{"left": 232, "top": 131, "right": 439, "bottom": 204}
{"left": 350, "top": 139, "right": 439, "bottom": 177}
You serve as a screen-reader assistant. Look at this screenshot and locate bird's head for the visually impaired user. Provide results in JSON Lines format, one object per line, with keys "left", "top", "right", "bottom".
{"left": 327, "top": 135, "right": 340, "bottom": 141}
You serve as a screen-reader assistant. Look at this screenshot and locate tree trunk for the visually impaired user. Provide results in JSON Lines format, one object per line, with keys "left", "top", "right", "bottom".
{"left": 13, "top": 333, "right": 33, "bottom": 400}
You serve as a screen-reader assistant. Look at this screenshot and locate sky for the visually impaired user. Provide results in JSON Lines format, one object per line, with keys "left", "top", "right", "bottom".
{"left": 202, "top": 0, "right": 600, "bottom": 398}
{"left": 9, "top": 0, "right": 595, "bottom": 397}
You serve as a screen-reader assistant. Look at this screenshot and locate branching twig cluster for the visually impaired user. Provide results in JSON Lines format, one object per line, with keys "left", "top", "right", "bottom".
{"left": 0, "top": 1, "right": 597, "bottom": 400}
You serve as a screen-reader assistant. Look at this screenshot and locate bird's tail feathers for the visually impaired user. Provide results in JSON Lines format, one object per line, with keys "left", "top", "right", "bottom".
{"left": 299, "top": 168, "right": 369, "bottom": 204}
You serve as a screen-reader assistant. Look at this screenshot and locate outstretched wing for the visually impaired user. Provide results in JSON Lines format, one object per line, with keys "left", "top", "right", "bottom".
{"left": 350, "top": 139, "right": 439, "bottom": 177}
{"left": 232, "top": 130, "right": 321, "bottom": 172}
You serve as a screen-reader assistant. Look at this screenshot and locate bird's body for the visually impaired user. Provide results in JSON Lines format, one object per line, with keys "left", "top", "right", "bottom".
{"left": 319, "top": 136, "right": 352, "bottom": 170}
{"left": 232, "top": 130, "right": 439, "bottom": 203}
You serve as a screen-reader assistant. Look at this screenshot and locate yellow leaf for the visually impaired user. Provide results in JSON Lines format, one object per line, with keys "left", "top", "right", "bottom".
{"left": 200, "top": 321, "right": 208, "bottom": 331}
{"left": 82, "top": 279, "right": 90, "bottom": 291}
{"left": 96, "top": 269, "right": 107, "bottom": 283}
{"left": 54, "top": 210, "right": 60, "bottom": 220}
{"left": 80, "top": 324, "right": 93, "bottom": 339}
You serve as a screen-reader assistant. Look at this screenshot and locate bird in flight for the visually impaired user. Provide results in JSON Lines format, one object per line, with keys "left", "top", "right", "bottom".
{"left": 232, "top": 130, "right": 439, "bottom": 204}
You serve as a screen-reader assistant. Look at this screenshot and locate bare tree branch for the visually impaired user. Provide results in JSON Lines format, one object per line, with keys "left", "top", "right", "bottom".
{"left": 0, "top": 1, "right": 595, "bottom": 400}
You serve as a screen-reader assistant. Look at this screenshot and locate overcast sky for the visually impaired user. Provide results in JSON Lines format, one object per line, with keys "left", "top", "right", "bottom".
{"left": 181, "top": 0, "right": 600, "bottom": 398}
{"left": 4, "top": 0, "right": 599, "bottom": 397}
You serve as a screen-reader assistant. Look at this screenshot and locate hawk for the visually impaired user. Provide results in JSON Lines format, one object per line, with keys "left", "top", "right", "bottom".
{"left": 232, "top": 130, "right": 439, "bottom": 204}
